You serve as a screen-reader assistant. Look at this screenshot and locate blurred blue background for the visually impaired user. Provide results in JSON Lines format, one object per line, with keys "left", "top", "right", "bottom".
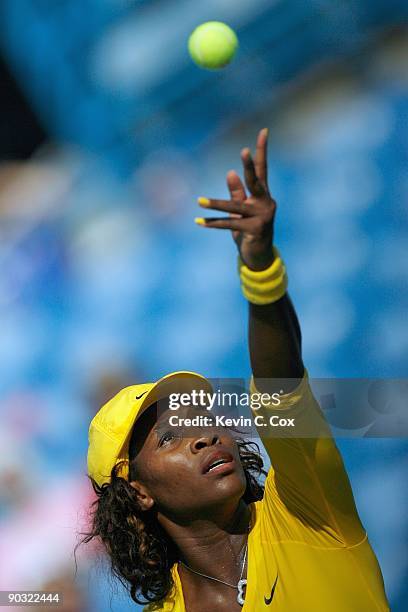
{"left": 0, "top": 1, "right": 407, "bottom": 610}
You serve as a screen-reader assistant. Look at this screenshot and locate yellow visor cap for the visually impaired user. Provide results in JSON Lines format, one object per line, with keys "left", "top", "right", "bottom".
{"left": 87, "top": 371, "right": 213, "bottom": 487}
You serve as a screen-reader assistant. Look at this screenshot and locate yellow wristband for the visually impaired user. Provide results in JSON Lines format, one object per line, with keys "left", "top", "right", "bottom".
{"left": 238, "top": 246, "right": 288, "bottom": 305}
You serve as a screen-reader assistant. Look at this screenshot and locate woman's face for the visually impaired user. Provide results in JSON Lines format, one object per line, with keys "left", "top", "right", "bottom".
{"left": 129, "top": 404, "right": 247, "bottom": 521}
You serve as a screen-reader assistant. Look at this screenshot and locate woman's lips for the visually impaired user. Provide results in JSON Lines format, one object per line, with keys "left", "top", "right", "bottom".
{"left": 202, "top": 449, "right": 235, "bottom": 475}
{"left": 204, "top": 458, "right": 236, "bottom": 476}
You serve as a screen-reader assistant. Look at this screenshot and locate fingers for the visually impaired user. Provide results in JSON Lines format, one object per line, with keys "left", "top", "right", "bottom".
{"left": 194, "top": 216, "right": 246, "bottom": 231}
{"left": 254, "top": 128, "right": 268, "bottom": 186}
{"left": 226, "top": 170, "right": 247, "bottom": 202}
{"left": 197, "top": 196, "right": 255, "bottom": 217}
{"left": 195, "top": 128, "right": 270, "bottom": 233}
{"left": 241, "top": 147, "right": 265, "bottom": 198}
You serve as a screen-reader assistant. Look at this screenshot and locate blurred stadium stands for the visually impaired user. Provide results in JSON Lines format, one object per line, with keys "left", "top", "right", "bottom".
{"left": 0, "top": 1, "right": 407, "bottom": 610}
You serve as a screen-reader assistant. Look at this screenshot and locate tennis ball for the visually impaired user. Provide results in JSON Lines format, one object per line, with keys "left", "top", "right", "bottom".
{"left": 188, "top": 21, "right": 238, "bottom": 70}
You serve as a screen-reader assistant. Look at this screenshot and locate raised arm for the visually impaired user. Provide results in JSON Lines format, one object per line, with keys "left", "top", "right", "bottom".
{"left": 196, "top": 130, "right": 368, "bottom": 548}
{"left": 196, "top": 128, "right": 304, "bottom": 392}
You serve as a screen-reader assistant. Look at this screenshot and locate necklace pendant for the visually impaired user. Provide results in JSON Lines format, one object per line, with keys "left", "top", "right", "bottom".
{"left": 237, "top": 578, "right": 247, "bottom": 606}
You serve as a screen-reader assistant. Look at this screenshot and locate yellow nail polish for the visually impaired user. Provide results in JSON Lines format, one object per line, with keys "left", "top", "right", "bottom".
{"left": 198, "top": 197, "right": 210, "bottom": 207}
{"left": 194, "top": 217, "right": 206, "bottom": 226}
{"left": 263, "top": 127, "right": 269, "bottom": 137}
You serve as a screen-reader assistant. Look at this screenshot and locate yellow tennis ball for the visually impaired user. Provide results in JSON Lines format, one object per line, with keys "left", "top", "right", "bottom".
{"left": 188, "top": 21, "right": 238, "bottom": 70}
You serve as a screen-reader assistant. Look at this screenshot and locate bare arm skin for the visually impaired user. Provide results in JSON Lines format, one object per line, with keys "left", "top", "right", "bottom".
{"left": 197, "top": 128, "right": 304, "bottom": 392}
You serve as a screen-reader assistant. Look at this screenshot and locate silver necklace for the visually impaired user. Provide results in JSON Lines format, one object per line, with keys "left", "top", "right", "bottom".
{"left": 179, "top": 538, "right": 248, "bottom": 606}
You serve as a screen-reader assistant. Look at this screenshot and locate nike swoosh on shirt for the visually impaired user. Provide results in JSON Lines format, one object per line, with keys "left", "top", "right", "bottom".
{"left": 135, "top": 391, "right": 148, "bottom": 400}
{"left": 264, "top": 574, "right": 279, "bottom": 605}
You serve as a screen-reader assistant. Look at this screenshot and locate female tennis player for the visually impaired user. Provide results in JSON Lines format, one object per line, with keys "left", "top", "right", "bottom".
{"left": 84, "top": 129, "right": 390, "bottom": 611}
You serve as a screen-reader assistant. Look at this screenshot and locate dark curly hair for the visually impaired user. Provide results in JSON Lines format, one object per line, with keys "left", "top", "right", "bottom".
{"left": 79, "top": 420, "right": 266, "bottom": 607}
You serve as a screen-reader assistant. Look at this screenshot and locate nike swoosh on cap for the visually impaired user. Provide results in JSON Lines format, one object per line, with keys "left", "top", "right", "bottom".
{"left": 135, "top": 391, "right": 148, "bottom": 400}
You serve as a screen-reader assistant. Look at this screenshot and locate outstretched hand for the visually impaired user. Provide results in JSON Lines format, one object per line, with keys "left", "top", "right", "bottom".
{"left": 196, "top": 128, "right": 276, "bottom": 271}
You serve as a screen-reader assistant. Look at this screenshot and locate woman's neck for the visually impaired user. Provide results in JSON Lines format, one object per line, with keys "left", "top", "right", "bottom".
{"left": 159, "top": 499, "right": 251, "bottom": 582}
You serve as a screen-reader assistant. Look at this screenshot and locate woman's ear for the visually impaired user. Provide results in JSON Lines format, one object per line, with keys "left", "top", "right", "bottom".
{"left": 129, "top": 480, "right": 154, "bottom": 511}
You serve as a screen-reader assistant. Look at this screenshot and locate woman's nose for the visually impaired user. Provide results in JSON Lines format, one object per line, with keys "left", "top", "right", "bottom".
{"left": 190, "top": 434, "right": 220, "bottom": 452}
